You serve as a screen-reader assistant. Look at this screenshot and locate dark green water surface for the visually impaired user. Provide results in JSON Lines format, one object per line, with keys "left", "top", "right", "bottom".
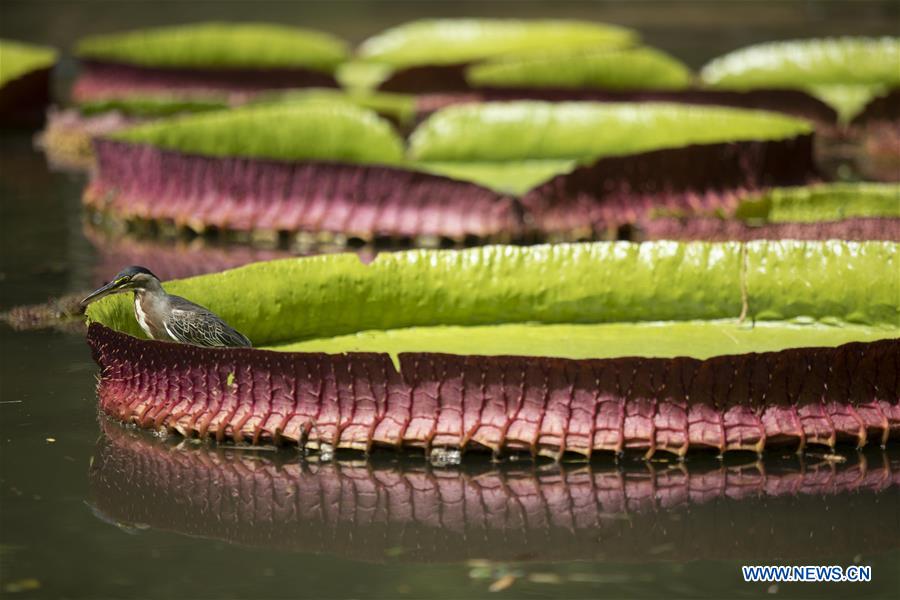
{"left": 2, "top": 2, "right": 899, "bottom": 598}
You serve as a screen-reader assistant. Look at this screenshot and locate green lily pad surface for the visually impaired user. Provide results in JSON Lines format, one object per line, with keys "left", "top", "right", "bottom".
{"left": 357, "top": 19, "right": 636, "bottom": 69}
{"left": 701, "top": 37, "right": 900, "bottom": 122}
{"left": 467, "top": 47, "right": 692, "bottom": 91}
{"left": 701, "top": 37, "right": 900, "bottom": 89}
{"left": 86, "top": 241, "right": 898, "bottom": 362}
{"left": 410, "top": 101, "right": 812, "bottom": 193}
{"left": 76, "top": 22, "right": 349, "bottom": 72}
{"left": 0, "top": 39, "right": 57, "bottom": 88}
{"left": 109, "top": 103, "right": 405, "bottom": 165}
{"left": 734, "top": 183, "right": 900, "bottom": 223}
{"left": 273, "top": 320, "right": 890, "bottom": 362}
{"left": 410, "top": 102, "right": 811, "bottom": 162}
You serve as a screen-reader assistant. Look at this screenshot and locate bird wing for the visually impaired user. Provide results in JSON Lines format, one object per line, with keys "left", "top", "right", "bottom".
{"left": 163, "top": 296, "right": 252, "bottom": 348}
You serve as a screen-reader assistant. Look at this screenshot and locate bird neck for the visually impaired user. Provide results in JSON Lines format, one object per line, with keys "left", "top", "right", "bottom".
{"left": 132, "top": 280, "right": 165, "bottom": 314}
{"left": 133, "top": 278, "right": 164, "bottom": 296}
{"left": 132, "top": 282, "right": 166, "bottom": 340}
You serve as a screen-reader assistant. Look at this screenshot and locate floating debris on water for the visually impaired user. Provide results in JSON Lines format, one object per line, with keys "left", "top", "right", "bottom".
{"left": 0, "top": 292, "right": 85, "bottom": 332}
{"left": 807, "top": 452, "right": 848, "bottom": 463}
{"left": 318, "top": 443, "right": 334, "bottom": 462}
{"left": 488, "top": 574, "right": 517, "bottom": 592}
{"left": 3, "top": 578, "right": 41, "bottom": 594}
{"left": 429, "top": 447, "right": 461, "bottom": 467}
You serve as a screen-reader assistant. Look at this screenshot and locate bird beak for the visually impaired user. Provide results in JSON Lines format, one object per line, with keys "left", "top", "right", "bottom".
{"left": 80, "top": 280, "right": 125, "bottom": 308}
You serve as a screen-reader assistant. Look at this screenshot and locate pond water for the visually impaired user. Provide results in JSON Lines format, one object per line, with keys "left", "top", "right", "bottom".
{"left": 2, "top": 2, "right": 899, "bottom": 598}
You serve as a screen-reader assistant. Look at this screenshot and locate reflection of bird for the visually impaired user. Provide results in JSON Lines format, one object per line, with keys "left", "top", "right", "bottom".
{"left": 81, "top": 266, "right": 251, "bottom": 348}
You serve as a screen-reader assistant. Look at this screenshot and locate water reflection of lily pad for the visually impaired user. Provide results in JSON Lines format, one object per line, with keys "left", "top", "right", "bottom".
{"left": 89, "top": 423, "right": 900, "bottom": 563}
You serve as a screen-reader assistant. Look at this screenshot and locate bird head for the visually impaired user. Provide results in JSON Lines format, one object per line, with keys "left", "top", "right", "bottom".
{"left": 80, "top": 266, "right": 161, "bottom": 307}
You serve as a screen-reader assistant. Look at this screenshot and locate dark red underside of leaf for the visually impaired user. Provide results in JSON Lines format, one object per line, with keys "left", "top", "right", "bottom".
{"left": 87, "top": 136, "right": 817, "bottom": 239}
{"left": 521, "top": 135, "right": 818, "bottom": 236}
{"left": 72, "top": 60, "right": 339, "bottom": 102}
{"left": 87, "top": 139, "right": 523, "bottom": 239}
{"left": 87, "top": 322, "right": 899, "bottom": 457}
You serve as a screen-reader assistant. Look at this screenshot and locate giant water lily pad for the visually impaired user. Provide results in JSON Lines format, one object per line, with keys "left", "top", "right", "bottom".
{"left": 86, "top": 103, "right": 521, "bottom": 238}
{"left": 410, "top": 101, "right": 812, "bottom": 194}
{"left": 77, "top": 22, "right": 348, "bottom": 71}
{"left": 86, "top": 241, "right": 899, "bottom": 346}
{"left": 357, "top": 19, "right": 636, "bottom": 69}
{"left": 701, "top": 37, "right": 900, "bottom": 89}
{"left": 85, "top": 241, "right": 898, "bottom": 456}
{"left": 355, "top": 19, "right": 637, "bottom": 93}
{"left": 72, "top": 23, "right": 348, "bottom": 104}
{"left": 85, "top": 100, "right": 818, "bottom": 238}
{"left": 701, "top": 37, "right": 900, "bottom": 122}
{"left": 411, "top": 101, "right": 811, "bottom": 162}
{"left": 43, "top": 89, "right": 414, "bottom": 173}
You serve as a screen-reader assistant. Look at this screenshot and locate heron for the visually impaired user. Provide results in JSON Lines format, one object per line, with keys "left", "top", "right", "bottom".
{"left": 81, "top": 266, "right": 252, "bottom": 348}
